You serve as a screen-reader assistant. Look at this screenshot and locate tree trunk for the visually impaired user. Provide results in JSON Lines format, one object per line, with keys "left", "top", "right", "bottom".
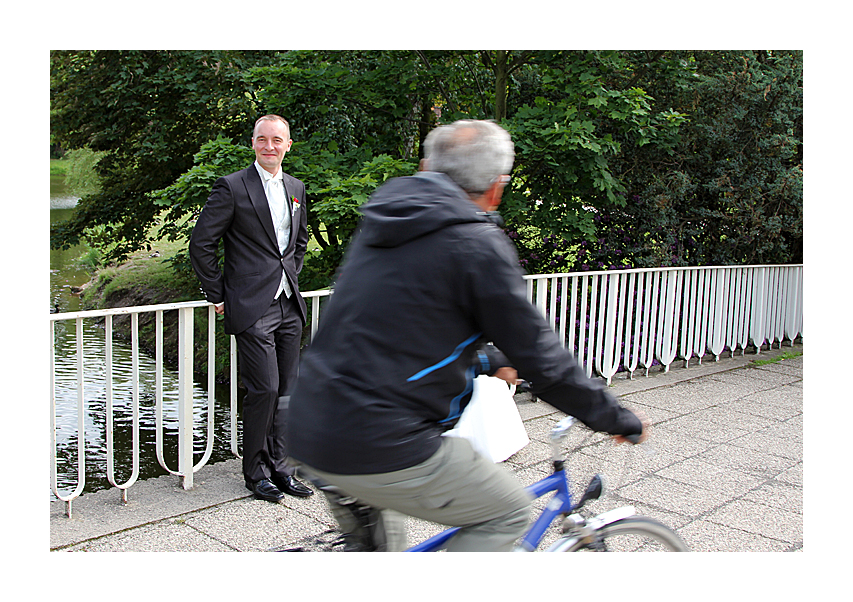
{"left": 494, "top": 51, "right": 509, "bottom": 121}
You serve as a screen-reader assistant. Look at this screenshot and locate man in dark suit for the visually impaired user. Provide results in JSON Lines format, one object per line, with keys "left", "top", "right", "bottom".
{"left": 189, "top": 114, "right": 313, "bottom": 502}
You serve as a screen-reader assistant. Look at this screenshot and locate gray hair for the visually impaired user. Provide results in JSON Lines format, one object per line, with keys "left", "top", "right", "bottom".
{"left": 423, "top": 120, "right": 514, "bottom": 196}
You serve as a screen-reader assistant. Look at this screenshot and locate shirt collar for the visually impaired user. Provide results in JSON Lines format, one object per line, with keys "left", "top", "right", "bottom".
{"left": 254, "top": 161, "right": 282, "bottom": 183}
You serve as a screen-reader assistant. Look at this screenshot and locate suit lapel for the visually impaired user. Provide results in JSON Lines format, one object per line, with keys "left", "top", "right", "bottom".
{"left": 243, "top": 165, "right": 279, "bottom": 251}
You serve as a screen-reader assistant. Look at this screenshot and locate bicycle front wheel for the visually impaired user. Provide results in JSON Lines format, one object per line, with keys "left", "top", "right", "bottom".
{"left": 557, "top": 516, "right": 688, "bottom": 552}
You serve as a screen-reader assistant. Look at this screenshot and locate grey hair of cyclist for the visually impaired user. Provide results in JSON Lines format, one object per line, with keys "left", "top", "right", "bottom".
{"left": 422, "top": 119, "right": 515, "bottom": 197}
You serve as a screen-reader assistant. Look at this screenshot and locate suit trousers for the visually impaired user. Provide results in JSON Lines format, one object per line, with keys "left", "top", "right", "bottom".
{"left": 234, "top": 294, "right": 303, "bottom": 484}
{"left": 298, "top": 436, "right": 533, "bottom": 551}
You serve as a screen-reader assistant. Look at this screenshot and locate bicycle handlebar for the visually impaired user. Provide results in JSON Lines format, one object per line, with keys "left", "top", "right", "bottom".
{"left": 519, "top": 379, "right": 644, "bottom": 445}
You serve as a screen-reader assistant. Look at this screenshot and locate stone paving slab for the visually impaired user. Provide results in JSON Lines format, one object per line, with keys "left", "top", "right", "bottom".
{"left": 50, "top": 344, "right": 804, "bottom": 553}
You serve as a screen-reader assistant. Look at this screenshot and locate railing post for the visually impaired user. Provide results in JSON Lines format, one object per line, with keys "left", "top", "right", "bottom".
{"left": 230, "top": 335, "right": 240, "bottom": 459}
{"left": 750, "top": 267, "right": 767, "bottom": 354}
{"left": 50, "top": 280, "right": 799, "bottom": 509}
{"left": 178, "top": 306, "right": 194, "bottom": 490}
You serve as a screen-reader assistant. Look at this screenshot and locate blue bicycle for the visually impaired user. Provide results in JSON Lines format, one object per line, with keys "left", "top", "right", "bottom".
{"left": 405, "top": 415, "right": 688, "bottom": 552}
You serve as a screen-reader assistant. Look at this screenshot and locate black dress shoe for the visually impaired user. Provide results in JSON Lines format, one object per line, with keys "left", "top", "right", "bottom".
{"left": 272, "top": 474, "right": 314, "bottom": 498}
{"left": 247, "top": 478, "right": 284, "bottom": 503}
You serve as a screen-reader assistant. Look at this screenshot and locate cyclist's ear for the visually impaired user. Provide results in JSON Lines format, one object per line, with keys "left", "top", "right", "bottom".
{"left": 472, "top": 175, "right": 509, "bottom": 212}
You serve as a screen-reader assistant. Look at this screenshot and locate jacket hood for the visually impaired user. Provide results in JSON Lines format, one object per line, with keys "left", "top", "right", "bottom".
{"left": 358, "top": 171, "right": 492, "bottom": 248}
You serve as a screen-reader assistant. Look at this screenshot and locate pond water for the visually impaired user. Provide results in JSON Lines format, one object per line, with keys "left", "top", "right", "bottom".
{"left": 50, "top": 173, "right": 90, "bottom": 314}
{"left": 50, "top": 173, "right": 242, "bottom": 499}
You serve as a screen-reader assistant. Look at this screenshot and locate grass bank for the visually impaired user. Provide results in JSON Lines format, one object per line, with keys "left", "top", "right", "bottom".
{"left": 51, "top": 158, "right": 69, "bottom": 175}
{"left": 78, "top": 237, "right": 235, "bottom": 382}
{"left": 80, "top": 240, "right": 200, "bottom": 308}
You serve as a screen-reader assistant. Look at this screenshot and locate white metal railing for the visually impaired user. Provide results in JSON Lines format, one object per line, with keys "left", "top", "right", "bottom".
{"left": 524, "top": 265, "right": 803, "bottom": 384}
{"left": 49, "top": 290, "right": 331, "bottom": 517}
{"left": 50, "top": 266, "right": 801, "bottom": 516}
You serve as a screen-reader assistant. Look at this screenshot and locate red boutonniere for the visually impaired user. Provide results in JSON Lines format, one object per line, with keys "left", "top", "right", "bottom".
{"left": 291, "top": 196, "right": 300, "bottom": 215}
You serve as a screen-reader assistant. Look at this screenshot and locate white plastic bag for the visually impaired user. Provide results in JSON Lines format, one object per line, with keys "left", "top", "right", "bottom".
{"left": 444, "top": 375, "right": 530, "bottom": 463}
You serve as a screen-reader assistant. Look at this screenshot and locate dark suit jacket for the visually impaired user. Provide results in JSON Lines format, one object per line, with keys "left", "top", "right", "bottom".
{"left": 189, "top": 164, "right": 309, "bottom": 335}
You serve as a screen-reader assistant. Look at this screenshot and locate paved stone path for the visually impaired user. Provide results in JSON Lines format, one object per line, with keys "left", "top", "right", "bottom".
{"left": 50, "top": 344, "right": 803, "bottom": 553}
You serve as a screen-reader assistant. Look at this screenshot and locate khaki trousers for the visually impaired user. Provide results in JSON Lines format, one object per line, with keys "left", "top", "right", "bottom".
{"left": 299, "top": 436, "right": 532, "bottom": 551}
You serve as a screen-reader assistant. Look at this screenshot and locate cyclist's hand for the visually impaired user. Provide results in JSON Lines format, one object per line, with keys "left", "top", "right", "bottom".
{"left": 613, "top": 411, "right": 649, "bottom": 445}
{"left": 493, "top": 366, "right": 519, "bottom": 385}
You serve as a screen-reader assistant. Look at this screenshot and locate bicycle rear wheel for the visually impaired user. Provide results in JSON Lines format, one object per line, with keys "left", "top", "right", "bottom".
{"left": 557, "top": 516, "right": 688, "bottom": 552}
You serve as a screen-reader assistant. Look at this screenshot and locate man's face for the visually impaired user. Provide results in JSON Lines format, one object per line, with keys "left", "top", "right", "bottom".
{"left": 252, "top": 119, "right": 292, "bottom": 174}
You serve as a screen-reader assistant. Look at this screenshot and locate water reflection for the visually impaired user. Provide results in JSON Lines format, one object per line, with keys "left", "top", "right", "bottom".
{"left": 51, "top": 315, "right": 242, "bottom": 498}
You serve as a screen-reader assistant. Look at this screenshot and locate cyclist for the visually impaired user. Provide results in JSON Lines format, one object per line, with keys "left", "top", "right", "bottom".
{"left": 287, "top": 119, "right": 645, "bottom": 551}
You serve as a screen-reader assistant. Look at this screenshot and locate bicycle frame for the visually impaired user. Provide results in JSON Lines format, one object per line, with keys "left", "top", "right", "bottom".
{"left": 406, "top": 417, "right": 578, "bottom": 552}
{"left": 405, "top": 469, "right": 573, "bottom": 552}
{"left": 300, "top": 416, "right": 681, "bottom": 552}
{"left": 516, "top": 470, "right": 574, "bottom": 552}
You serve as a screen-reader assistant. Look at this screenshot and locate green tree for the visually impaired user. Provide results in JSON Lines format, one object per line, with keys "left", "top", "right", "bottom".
{"left": 585, "top": 50, "right": 803, "bottom": 270}
{"left": 54, "top": 50, "right": 802, "bottom": 297}
{"left": 249, "top": 50, "right": 497, "bottom": 245}
{"left": 246, "top": 50, "right": 688, "bottom": 282}
{"left": 479, "top": 50, "right": 535, "bottom": 121}
{"left": 499, "top": 51, "right": 688, "bottom": 273}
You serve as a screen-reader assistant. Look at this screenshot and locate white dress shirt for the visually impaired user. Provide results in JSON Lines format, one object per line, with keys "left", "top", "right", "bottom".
{"left": 255, "top": 161, "right": 293, "bottom": 299}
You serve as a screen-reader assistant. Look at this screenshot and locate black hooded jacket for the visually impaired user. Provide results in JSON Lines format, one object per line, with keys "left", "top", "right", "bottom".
{"left": 287, "top": 171, "right": 641, "bottom": 475}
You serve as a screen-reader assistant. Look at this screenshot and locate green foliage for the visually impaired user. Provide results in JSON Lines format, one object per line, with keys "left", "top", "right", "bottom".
{"left": 236, "top": 51, "right": 464, "bottom": 284}
{"left": 500, "top": 51, "right": 688, "bottom": 250}
{"left": 52, "top": 50, "right": 803, "bottom": 302}
{"left": 303, "top": 153, "right": 419, "bottom": 238}
{"left": 153, "top": 137, "right": 256, "bottom": 240}
{"left": 588, "top": 51, "right": 803, "bottom": 269}
{"left": 247, "top": 51, "right": 474, "bottom": 239}
{"left": 301, "top": 153, "right": 418, "bottom": 287}
{"left": 504, "top": 225, "right": 577, "bottom": 274}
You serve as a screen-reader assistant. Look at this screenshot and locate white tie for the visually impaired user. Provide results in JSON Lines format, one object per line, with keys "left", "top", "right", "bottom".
{"left": 269, "top": 177, "right": 292, "bottom": 299}
{"left": 270, "top": 178, "right": 291, "bottom": 253}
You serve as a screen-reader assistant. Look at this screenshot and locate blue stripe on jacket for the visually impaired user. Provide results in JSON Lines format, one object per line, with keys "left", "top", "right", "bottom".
{"left": 406, "top": 332, "right": 481, "bottom": 382}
